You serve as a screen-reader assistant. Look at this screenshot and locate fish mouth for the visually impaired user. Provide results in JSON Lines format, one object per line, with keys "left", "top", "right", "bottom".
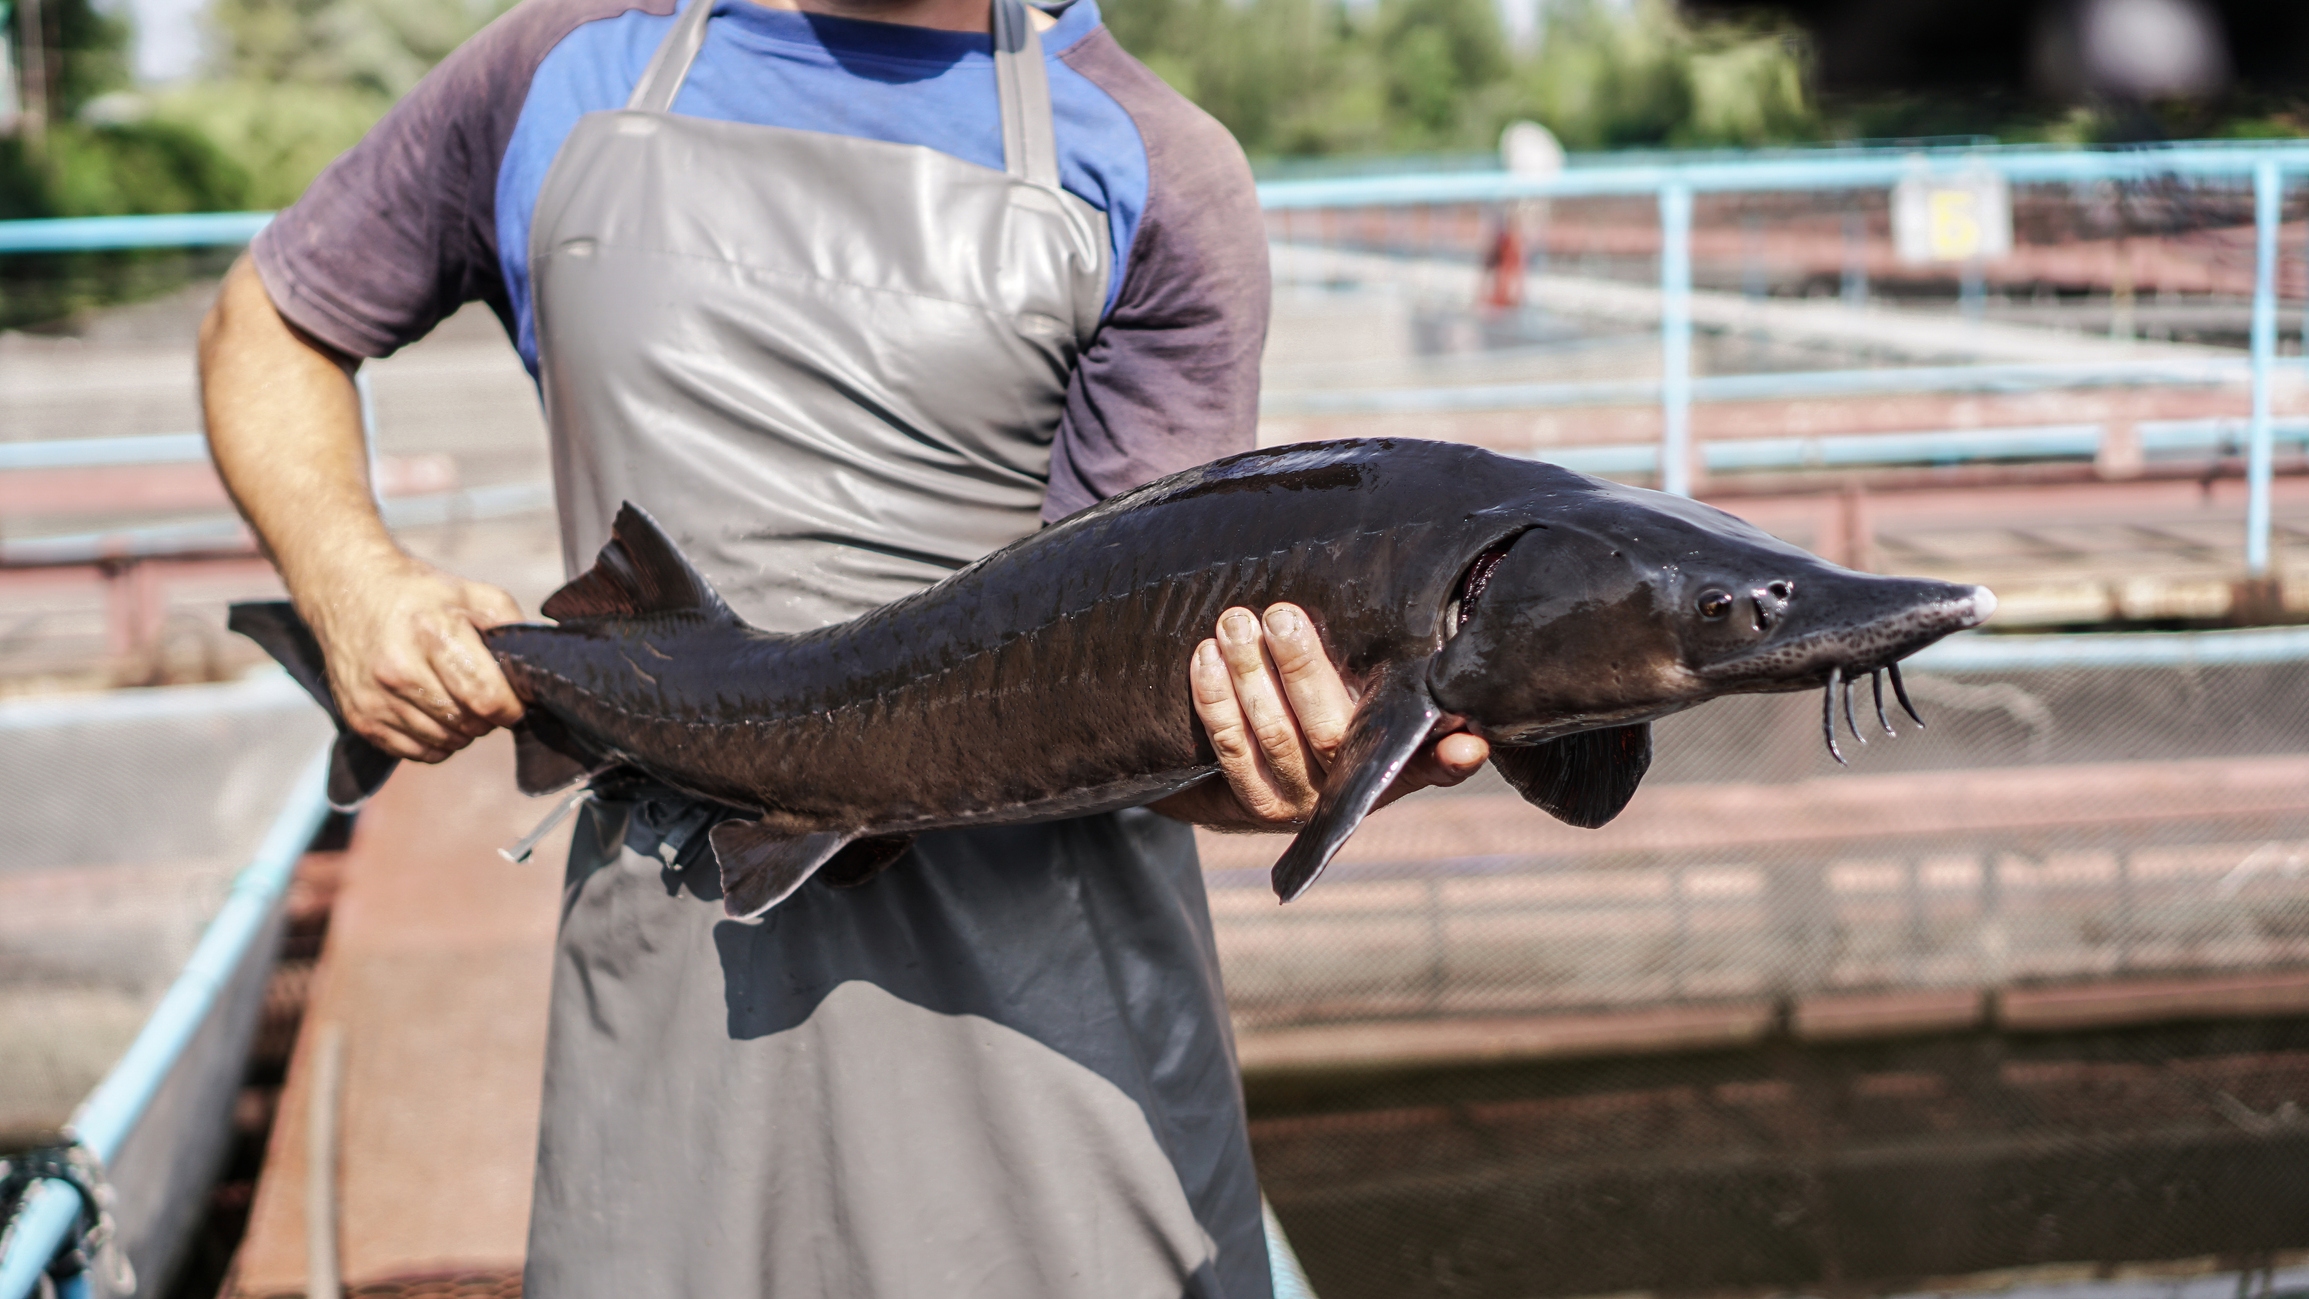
{"left": 1692, "top": 583, "right": 1995, "bottom": 765}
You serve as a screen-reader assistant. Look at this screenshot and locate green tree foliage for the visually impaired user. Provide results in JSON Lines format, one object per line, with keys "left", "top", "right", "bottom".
{"left": 0, "top": 0, "right": 251, "bottom": 218}
{"left": 11, "top": 0, "right": 518, "bottom": 217}
{"left": 152, "top": 81, "right": 390, "bottom": 207}
{"left": 7, "top": 0, "right": 1818, "bottom": 221}
{"left": 203, "top": 0, "right": 503, "bottom": 98}
{"left": 146, "top": 0, "right": 512, "bottom": 207}
{"left": 1105, "top": 0, "right": 1821, "bottom": 158}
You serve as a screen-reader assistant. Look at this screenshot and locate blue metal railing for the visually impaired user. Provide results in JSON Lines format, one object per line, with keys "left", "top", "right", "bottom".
{"left": 4, "top": 139, "right": 2305, "bottom": 573}
{"left": 0, "top": 212, "right": 272, "bottom": 254}
{"left": 0, "top": 434, "right": 214, "bottom": 470}
{"left": 1915, "top": 624, "right": 2309, "bottom": 672}
{"left": 1252, "top": 141, "right": 2309, "bottom": 206}
{"left": 1254, "top": 138, "right": 2309, "bottom": 578}
{"left": 1260, "top": 357, "right": 2261, "bottom": 417}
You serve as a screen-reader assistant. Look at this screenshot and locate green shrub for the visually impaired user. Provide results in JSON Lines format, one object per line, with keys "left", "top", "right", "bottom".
{"left": 1106, "top": 0, "right": 1822, "bottom": 159}
{"left": 149, "top": 81, "right": 390, "bottom": 209}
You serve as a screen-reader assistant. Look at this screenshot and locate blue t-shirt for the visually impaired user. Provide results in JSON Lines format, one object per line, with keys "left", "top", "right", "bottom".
{"left": 252, "top": 0, "right": 1270, "bottom": 520}
{"left": 494, "top": 1, "right": 1147, "bottom": 369}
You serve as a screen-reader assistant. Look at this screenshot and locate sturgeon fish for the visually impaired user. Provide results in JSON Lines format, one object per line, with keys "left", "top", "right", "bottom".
{"left": 232, "top": 438, "right": 1994, "bottom": 917}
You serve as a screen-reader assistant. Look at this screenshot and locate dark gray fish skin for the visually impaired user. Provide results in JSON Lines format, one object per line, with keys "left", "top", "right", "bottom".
{"left": 231, "top": 438, "right": 1993, "bottom": 917}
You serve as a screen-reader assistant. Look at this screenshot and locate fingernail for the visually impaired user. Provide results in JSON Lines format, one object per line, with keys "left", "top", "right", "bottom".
{"left": 1263, "top": 606, "right": 1301, "bottom": 638}
{"left": 1195, "top": 640, "right": 1220, "bottom": 669}
{"left": 1221, "top": 610, "right": 1257, "bottom": 643}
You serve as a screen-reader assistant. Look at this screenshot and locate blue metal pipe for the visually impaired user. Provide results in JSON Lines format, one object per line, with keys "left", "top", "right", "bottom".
{"left": 0, "top": 481, "right": 554, "bottom": 568}
{"left": 2248, "top": 160, "right": 2281, "bottom": 577}
{"left": 1525, "top": 415, "right": 2309, "bottom": 479}
{"left": 0, "top": 434, "right": 211, "bottom": 471}
{"left": 0, "top": 212, "right": 273, "bottom": 254}
{"left": 0, "top": 149, "right": 2279, "bottom": 253}
{"left": 1261, "top": 358, "right": 2253, "bottom": 419}
{"left": 1258, "top": 143, "right": 2309, "bottom": 209}
{"left": 2138, "top": 417, "right": 2309, "bottom": 457}
{"left": 0, "top": 1187, "right": 83, "bottom": 1299}
{"left": 1263, "top": 1199, "right": 1320, "bottom": 1299}
{"left": 0, "top": 144, "right": 2297, "bottom": 253}
{"left": 1914, "top": 626, "right": 2309, "bottom": 672}
{"left": 1658, "top": 184, "right": 1694, "bottom": 497}
{"left": 0, "top": 747, "right": 331, "bottom": 1299}
{"left": 1529, "top": 423, "right": 2113, "bottom": 477}
{"left": 1702, "top": 423, "right": 2107, "bottom": 471}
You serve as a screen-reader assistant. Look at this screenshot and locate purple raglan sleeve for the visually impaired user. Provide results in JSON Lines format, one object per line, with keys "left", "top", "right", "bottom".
{"left": 250, "top": 0, "right": 668, "bottom": 359}
{"left": 1045, "top": 31, "right": 1270, "bottom": 518}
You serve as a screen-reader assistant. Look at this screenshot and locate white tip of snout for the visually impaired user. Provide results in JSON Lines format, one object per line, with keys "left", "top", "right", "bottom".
{"left": 1966, "top": 586, "right": 1998, "bottom": 625}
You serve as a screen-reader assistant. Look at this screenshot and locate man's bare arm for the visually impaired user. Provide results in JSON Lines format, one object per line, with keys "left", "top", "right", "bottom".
{"left": 199, "top": 255, "right": 525, "bottom": 762}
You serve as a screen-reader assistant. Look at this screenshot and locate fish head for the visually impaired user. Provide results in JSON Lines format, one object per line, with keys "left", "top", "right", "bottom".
{"left": 1430, "top": 480, "right": 1994, "bottom": 741}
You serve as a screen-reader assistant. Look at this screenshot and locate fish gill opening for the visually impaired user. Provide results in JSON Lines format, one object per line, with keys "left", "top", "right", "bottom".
{"left": 1443, "top": 533, "right": 1527, "bottom": 638}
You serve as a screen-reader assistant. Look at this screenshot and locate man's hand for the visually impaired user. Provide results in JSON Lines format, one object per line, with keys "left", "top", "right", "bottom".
{"left": 304, "top": 554, "right": 526, "bottom": 762}
{"left": 201, "top": 254, "right": 524, "bottom": 763}
{"left": 1151, "top": 603, "right": 1489, "bottom": 831}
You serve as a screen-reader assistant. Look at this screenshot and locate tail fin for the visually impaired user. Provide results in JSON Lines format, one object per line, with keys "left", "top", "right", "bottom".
{"left": 227, "top": 602, "right": 399, "bottom": 810}
{"left": 232, "top": 601, "right": 606, "bottom": 805}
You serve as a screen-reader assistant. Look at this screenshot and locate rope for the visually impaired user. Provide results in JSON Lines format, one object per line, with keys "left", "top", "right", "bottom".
{"left": 0, "top": 1143, "right": 135, "bottom": 1295}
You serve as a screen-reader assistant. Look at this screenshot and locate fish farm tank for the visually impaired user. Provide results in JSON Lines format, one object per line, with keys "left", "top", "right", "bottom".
{"left": 1203, "top": 636, "right": 2309, "bottom": 1299}
{"left": 0, "top": 675, "right": 329, "bottom": 1296}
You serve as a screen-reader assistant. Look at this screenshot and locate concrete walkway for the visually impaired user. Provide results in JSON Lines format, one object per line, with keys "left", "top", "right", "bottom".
{"left": 228, "top": 732, "right": 564, "bottom": 1298}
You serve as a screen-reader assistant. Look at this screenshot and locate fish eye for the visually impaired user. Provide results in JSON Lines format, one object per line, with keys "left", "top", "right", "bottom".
{"left": 1696, "top": 588, "right": 1733, "bottom": 619}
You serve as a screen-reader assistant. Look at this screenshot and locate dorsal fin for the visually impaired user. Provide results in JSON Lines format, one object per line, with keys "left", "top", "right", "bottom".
{"left": 542, "top": 502, "right": 733, "bottom": 623}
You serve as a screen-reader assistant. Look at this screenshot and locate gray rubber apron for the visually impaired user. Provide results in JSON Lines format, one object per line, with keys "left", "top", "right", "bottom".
{"left": 520, "top": 1, "right": 1272, "bottom": 1295}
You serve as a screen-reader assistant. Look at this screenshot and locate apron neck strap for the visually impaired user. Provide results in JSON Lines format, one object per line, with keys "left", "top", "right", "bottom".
{"left": 624, "top": 0, "right": 1063, "bottom": 191}
{"left": 626, "top": 0, "right": 716, "bottom": 113}
{"left": 991, "top": 0, "right": 1059, "bottom": 188}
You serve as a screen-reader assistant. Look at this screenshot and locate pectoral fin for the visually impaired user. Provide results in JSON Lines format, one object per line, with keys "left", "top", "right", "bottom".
{"left": 1270, "top": 664, "right": 1443, "bottom": 903}
{"left": 712, "top": 821, "right": 851, "bottom": 919}
{"left": 819, "top": 835, "right": 916, "bottom": 889}
{"left": 1490, "top": 723, "right": 1652, "bottom": 829}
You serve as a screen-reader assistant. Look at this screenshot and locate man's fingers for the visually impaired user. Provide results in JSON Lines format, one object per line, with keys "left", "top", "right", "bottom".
{"left": 1190, "top": 639, "right": 1259, "bottom": 775}
{"left": 1382, "top": 731, "right": 1492, "bottom": 808}
{"left": 460, "top": 581, "right": 525, "bottom": 629}
{"left": 1190, "top": 638, "right": 1296, "bottom": 824}
{"left": 1214, "top": 607, "right": 1317, "bottom": 808}
{"left": 1259, "top": 604, "right": 1352, "bottom": 765}
{"left": 1431, "top": 732, "right": 1490, "bottom": 781}
{"left": 358, "top": 714, "right": 446, "bottom": 762}
{"left": 347, "top": 689, "right": 459, "bottom": 761}
{"left": 428, "top": 617, "right": 525, "bottom": 728}
{"left": 369, "top": 636, "right": 487, "bottom": 747}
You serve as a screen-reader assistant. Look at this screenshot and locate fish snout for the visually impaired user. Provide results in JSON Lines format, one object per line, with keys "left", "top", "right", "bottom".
{"left": 1821, "top": 579, "right": 1998, "bottom": 670}
{"left": 1963, "top": 584, "right": 1998, "bottom": 625}
{"left": 1884, "top": 582, "right": 1996, "bottom": 648}
{"left": 1694, "top": 577, "right": 1997, "bottom": 685}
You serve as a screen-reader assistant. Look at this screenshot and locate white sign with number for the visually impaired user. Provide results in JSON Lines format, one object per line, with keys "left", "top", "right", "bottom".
{"left": 1893, "top": 170, "right": 2013, "bottom": 264}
